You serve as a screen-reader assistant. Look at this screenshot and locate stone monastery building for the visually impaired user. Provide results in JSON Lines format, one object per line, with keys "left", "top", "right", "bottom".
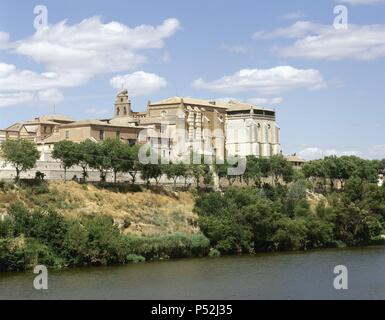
{"left": 0, "top": 90, "right": 282, "bottom": 161}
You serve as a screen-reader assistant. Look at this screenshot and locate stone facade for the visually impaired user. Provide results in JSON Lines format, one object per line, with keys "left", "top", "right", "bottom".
{"left": 1, "top": 91, "right": 282, "bottom": 161}
{"left": 110, "top": 95, "right": 228, "bottom": 161}
{"left": 225, "top": 101, "right": 281, "bottom": 157}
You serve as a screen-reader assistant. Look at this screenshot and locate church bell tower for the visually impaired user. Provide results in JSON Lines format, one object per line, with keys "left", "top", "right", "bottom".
{"left": 114, "top": 90, "right": 132, "bottom": 117}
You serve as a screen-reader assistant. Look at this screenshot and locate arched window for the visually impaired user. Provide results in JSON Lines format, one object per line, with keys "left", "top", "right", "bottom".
{"left": 117, "top": 107, "right": 120, "bottom": 116}
{"left": 124, "top": 107, "right": 127, "bottom": 115}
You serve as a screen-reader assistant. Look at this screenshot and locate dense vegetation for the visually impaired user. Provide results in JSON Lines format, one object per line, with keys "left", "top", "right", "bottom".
{"left": 0, "top": 202, "right": 209, "bottom": 271}
{"left": 196, "top": 156, "right": 385, "bottom": 254}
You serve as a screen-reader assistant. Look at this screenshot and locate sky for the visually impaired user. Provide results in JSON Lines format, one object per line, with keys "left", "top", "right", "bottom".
{"left": 0, "top": 0, "right": 384, "bottom": 160}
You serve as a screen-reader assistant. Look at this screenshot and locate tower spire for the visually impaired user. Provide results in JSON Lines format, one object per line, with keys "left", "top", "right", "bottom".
{"left": 114, "top": 89, "right": 131, "bottom": 117}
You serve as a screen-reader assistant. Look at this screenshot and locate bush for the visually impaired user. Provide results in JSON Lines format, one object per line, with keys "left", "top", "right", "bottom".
{"left": 208, "top": 248, "right": 221, "bottom": 257}
{"left": 0, "top": 237, "right": 60, "bottom": 271}
{"left": 0, "top": 215, "right": 14, "bottom": 238}
{"left": 125, "top": 232, "right": 210, "bottom": 260}
{"left": 82, "top": 215, "right": 128, "bottom": 265}
{"left": 62, "top": 221, "right": 90, "bottom": 266}
{"left": 126, "top": 254, "right": 145, "bottom": 263}
{"left": 0, "top": 180, "right": 14, "bottom": 192}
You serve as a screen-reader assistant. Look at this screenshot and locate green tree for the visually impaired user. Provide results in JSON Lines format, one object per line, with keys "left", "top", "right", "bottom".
{"left": 189, "top": 164, "right": 206, "bottom": 188}
{"left": 302, "top": 159, "right": 327, "bottom": 192}
{"left": 140, "top": 162, "right": 163, "bottom": 185}
{"left": 85, "top": 141, "right": 111, "bottom": 182}
{"left": 0, "top": 139, "right": 40, "bottom": 182}
{"left": 243, "top": 156, "right": 263, "bottom": 186}
{"left": 269, "top": 154, "right": 294, "bottom": 186}
{"left": 100, "top": 138, "right": 127, "bottom": 184}
{"left": 163, "top": 162, "right": 188, "bottom": 187}
{"left": 125, "top": 145, "right": 141, "bottom": 184}
{"left": 52, "top": 140, "right": 78, "bottom": 181}
{"left": 76, "top": 139, "right": 98, "bottom": 182}
{"left": 214, "top": 156, "right": 243, "bottom": 186}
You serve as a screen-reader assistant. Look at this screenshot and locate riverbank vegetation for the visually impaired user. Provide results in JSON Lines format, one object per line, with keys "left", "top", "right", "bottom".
{"left": 0, "top": 202, "right": 208, "bottom": 271}
{"left": 196, "top": 156, "right": 385, "bottom": 254}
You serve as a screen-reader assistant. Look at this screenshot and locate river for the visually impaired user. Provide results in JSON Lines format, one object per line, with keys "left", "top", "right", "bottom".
{"left": 1, "top": 246, "right": 385, "bottom": 300}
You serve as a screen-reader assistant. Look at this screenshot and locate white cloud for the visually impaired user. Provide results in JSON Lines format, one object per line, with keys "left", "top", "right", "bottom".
{"left": 13, "top": 16, "right": 180, "bottom": 76}
{"left": 0, "top": 92, "right": 34, "bottom": 108}
{"left": 0, "top": 63, "right": 87, "bottom": 91}
{"left": 38, "top": 89, "right": 64, "bottom": 103}
{"left": 253, "top": 21, "right": 324, "bottom": 39}
{"left": 0, "top": 62, "right": 15, "bottom": 77}
{"left": 0, "top": 16, "right": 180, "bottom": 107}
{"left": 298, "top": 145, "right": 385, "bottom": 160}
{"left": 110, "top": 71, "right": 167, "bottom": 96}
{"left": 0, "top": 31, "right": 9, "bottom": 49}
{"left": 192, "top": 66, "right": 325, "bottom": 95}
{"left": 0, "top": 89, "right": 64, "bottom": 108}
{"left": 364, "top": 145, "right": 385, "bottom": 159}
{"left": 254, "top": 21, "right": 385, "bottom": 60}
{"left": 297, "top": 147, "right": 360, "bottom": 160}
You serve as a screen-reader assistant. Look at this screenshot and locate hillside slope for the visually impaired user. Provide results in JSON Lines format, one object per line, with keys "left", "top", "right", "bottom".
{"left": 0, "top": 181, "right": 198, "bottom": 236}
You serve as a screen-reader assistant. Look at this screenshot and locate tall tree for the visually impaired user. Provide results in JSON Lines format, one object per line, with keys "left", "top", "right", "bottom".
{"left": 163, "top": 162, "right": 188, "bottom": 187}
{"left": 76, "top": 139, "right": 97, "bottom": 182}
{"left": 0, "top": 139, "right": 40, "bottom": 182}
{"left": 52, "top": 140, "right": 78, "bottom": 181}
{"left": 269, "top": 154, "right": 294, "bottom": 186}
{"left": 121, "top": 144, "right": 141, "bottom": 184}
{"left": 140, "top": 162, "right": 163, "bottom": 185}
{"left": 244, "top": 156, "right": 263, "bottom": 186}
{"left": 100, "top": 138, "right": 126, "bottom": 184}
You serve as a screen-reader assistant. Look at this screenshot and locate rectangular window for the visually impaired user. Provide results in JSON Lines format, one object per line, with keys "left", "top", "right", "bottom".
{"left": 99, "top": 130, "right": 105, "bottom": 141}
{"left": 65, "top": 130, "right": 69, "bottom": 139}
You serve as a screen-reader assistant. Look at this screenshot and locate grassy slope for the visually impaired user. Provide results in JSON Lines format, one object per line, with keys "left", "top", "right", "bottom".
{"left": 0, "top": 181, "right": 198, "bottom": 236}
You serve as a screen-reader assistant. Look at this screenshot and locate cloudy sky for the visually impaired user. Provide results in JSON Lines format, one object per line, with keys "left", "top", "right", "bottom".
{"left": 0, "top": 0, "right": 384, "bottom": 159}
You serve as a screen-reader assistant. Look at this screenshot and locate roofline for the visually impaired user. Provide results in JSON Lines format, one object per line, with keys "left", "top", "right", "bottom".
{"left": 149, "top": 97, "right": 228, "bottom": 109}
{"left": 59, "top": 122, "right": 147, "bottom": 130}
{"left": 226, "top": 105, "right": 275, "bottom": 113}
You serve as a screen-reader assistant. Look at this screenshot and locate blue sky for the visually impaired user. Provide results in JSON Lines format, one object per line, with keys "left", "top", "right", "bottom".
{"left": 0, "top": 0, "right": 384, "bottom": 159}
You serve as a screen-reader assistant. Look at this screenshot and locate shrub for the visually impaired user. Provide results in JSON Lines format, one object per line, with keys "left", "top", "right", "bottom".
{"left": 125, "top": 232, "right": 210, "bottom": 260}
{"left": 82, "top": 215, "right": 128, "bottom": 265}
{"left": 0, "top": 237, "right": 59, "bottom": 271}
{"left": 0, "top": 180, "right": 14, "bottom": 192}
{"left": 208, "top": 248, "right": 221, "bottom": 257}
{"left": 62, "top": 221, "right": 90, "bottom": 266}
{"left": 126, "top": 254, "right": 145, "bottom": 263}
{"left": 0, "top": 217, "right": 14, "bottom": 238}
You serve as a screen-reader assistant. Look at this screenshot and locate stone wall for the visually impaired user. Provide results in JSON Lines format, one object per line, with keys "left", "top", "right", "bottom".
{"left": 0, "top": 152, "right": 191, "bottom": 185}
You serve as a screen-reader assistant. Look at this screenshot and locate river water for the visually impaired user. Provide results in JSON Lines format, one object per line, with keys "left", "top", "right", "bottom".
{"left": 1, "top": 246, "right": 385, "bottom": 300}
